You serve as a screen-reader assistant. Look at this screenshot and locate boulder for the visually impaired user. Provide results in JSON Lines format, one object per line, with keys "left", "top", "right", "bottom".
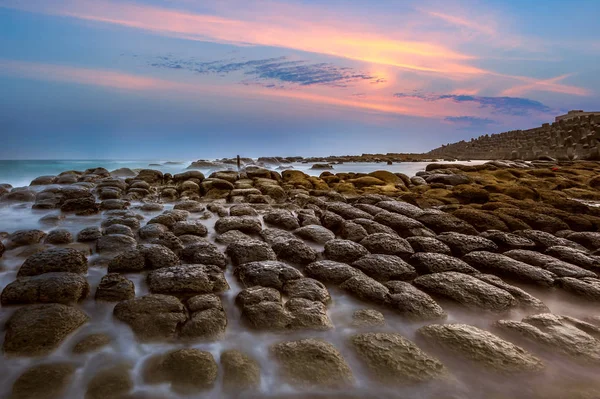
{"left": 10, "top": 363, "right": 76, "bottom": 399}
{"left": 147, "top": 264, "right": 229, "bottom": 296}
{"left": 71, "top": 333, "right": 111, "bottom": 354}
{"left": 5, "top": 229, "right": 46, "bottom": 249}
{"left": 235, "top": 260, "right": 302, "bottom": 289}
{"left": 95, "top": 273, "right": 135, "bottom": 301}
{"left": 77, "top": 227, "right": 102, "bottom": 242}
{"left": 353, "top": 218, "right": 399, "bottom": 236}
{"left": 340, "top": 274, "right": 389, "bottom": 304}
{"left": 44, "top": 229, "right": 73, "bottom": 245}
{"left": 417, "top": 211, "right": 478, "bottom": 235}
{"left": 1, "top": 272, "right": 89, "bottom": 305}
{"left": 236, "top": 287, "right": 292, "bottom": 330}
{"left": 138, "top": 223, "right": 169, "bottom": 239}
{"left": 413, "top": 272, "right": 518, "bottom": 312}
{"left": 172, "top": 220, "right": 208, "bottom": 237}
{"left": 359, "top": 233, "right": 414, "bottom": 257}
{"left": 271, "top": 239, "right": 318, "bottom": 265}
{"left": 475, "top": 274, "right": 548, "bottom": 313}
{"left": 479, "top": 230, "right": 536, "bottom": 251}
{"left": 143, "top": 349, "right": 218, "bottom": 394}
{"left": 546, "top": 245, "right": 600, "bottom": 271}
{"left": 409, "top": 252, "right": 478, "bottom": 275}
{"left": 270, "top": 339, "right": 353, "bottom": 388}
{"left": 103, "top": 224, "right": 134, "bottom": 237}
{"left": 555, "top": 277, "right": 600, "bottom": 301}
{"left": 18, "top": 248, "right": 87, "bottom": 277}
{"left": 495, "top": 313, "right": 600, "bottom": 364}
{"left": 294, "top": 224, "right": 335, "bottom": 244}
{"left": 96, "top": 234, "right": 137, "bottom": 254}
{"left": 264, "top": 210, "right": 300, "bottom": 230}
{"left": 180, "top": 294, "right": 227, "bottom": 340}
{"left": 563, "top": 231, "right": 600, "bottom": 251}
{"left": 4, "top": 303, "right": 89, "bottom": 356}
{"left": 85, "top": 364, "right": 133, "bottom": 399}
{"left": 340, "top": 221, "right": 369, "bottom": 242}
{"left": 180, "top": 240, "right": 226, "bottom": 268}
{"left": 221, "top": 350, "right": 261, "bottom": 392}
{"left": 227, "top": 239, "right": 277, "bottom": 266}
{"left": 406, "top": 236, "right": 452, "bottom": 255}
{"left": 326, "top": 202, "right": 373, "bottom": 220}
{"left": 515, "top": 229, "right": 586, "bottom": 251}
{"left": 113, "top": 294, "right": 186, "bottom": 341}
{"left": 416, "top": 324, "right": 544, "bottom": 373}
{"left": 504, "top": 249, "right": 596, "bottom": 278}
{"left": 425, "top": 173, "right": 471, "bottom": 186}
{"left": 215, "top": 216, "right": 262, "bottom": 234}
{"left": 451, "top": 208, "right": 510, "bottom": 232}
{"left": 385, "top": 281, "right": 446, "bottom": 320}
{"left": 215, "top": 229, "right": 253, "bottom": 245}
{"left": 376, "top": 201, "right": 425, "bottom": 218}
{"left": 436, "top": 232, "right": 498, "bottom": 257}
{"left": 352, "top": 254, "right": 416, "bottom": 282}
{"left": 350, "top": 332, "right": 446, "bottom": 385}
{"left": 107, "top": 250, "right": 146, "bottom": 273}
{"left": 463, "top": 251, "right": 556, "bottom": 287}
{"left": 351, "top": 309, "right": 386, "bottom": 327}
{"left": 374, "top": 211, "right": 433, "bottom": 238}
{"left": 324, "top": 239, "right": 369, "bottom": 263}
{"left": 305, "top": 260, "right": 362, "bottom": 285}
{"left": 282, "top": 278, "right": 331, "bottom": 304}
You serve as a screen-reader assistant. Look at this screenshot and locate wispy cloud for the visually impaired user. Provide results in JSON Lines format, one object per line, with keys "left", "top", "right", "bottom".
{"left": 444, "top": 116, "right": 498, "bottom": 129}
{"left": 394, "top": 92, "right": 555, "bottom": 116}
{"left": 501, "top": 74, "right": 592, "bottom": 97}
{"left": 147, "top": 55, "right": 384, "bottom": 87}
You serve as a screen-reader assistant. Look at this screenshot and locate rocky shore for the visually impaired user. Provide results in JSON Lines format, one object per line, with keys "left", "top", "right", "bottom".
{"left": 2, "top": 159, "right": 600, "bottom": 398}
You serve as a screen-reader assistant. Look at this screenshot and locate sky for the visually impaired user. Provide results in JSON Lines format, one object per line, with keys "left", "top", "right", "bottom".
{"left": 0, "top": 0, "right": 599, "bottom": 159}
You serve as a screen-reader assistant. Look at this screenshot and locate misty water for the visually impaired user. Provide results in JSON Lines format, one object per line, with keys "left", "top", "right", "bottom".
{"left": 0, "top": 161, "right": 598, "bottom": 399}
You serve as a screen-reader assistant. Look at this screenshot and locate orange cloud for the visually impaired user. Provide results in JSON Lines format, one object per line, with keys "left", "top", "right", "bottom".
{"left": 500, "top": 74, "right": 592, "bottom": 97}
{"left": 0, "top": 0, "right": 483, "bottom": 77}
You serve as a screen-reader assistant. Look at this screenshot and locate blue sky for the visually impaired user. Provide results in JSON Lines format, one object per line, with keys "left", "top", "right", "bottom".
{"left": 0, "top": 0, "right": 598, "bottom": 159}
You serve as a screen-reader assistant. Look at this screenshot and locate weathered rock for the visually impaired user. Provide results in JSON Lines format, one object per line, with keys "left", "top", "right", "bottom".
{"left": 294, "top": 224, "right": 335, "bottom": 244}
{"left": 340, "top": 274, "right": 389, "bottom": 304}
{"left": 324, "top": 239, "right": 369, "bottom": 263}
{"left": 221, "top": 350, "right": 261, "bottom": 392}
{"left": 72, "top": 333, "right": 111, "bottom": 354}
{"left": 44, "top": 229, "right": 73, "bottom": 245}
{"left": 264, "top": 209, "right": 300, "bottom": 230}
{"left": 426, "top": 173, "right": 471, "bottom": 186}
{"left": 374, "top": 211, "right": 433, "bottom": 238}
{"left": 436, "top": 232, "right": 498, "bottom": 257}
{"left": 416, "top": 324, "right": 544, "bottom": 373}
{"left": 95, "top": 273, "right": 135, "bottom": 301}
{"left": 385, "top": 281, "right": 446, "bottom": 320}
{"left": 138, "top": 223, "right": 168, "bottom": 239}
{"left": 1, "top": 272, "right": 89, "bottom": 305}
{"left": 138, "top": 243, "right": 181, "bottom": 270}
{"left": 350, "top": 332, "right": 446, "bottom": 385}
{"left": 286, "top": 298, "right": 333, "bottom": 330}
{"left": 353, "top": 218, "right": 399, "bottom": 236}
{"left": 475, "top": 274, "right": 549, "bottom": 313}
{"left": 464, "top": 251, "right": 556, "bottom": 287}
{"left": 235, "top": 260, "right": 302, "bottom": 289}
{"left": 85, "top": 364, "right": 133, "bottom": 399}
{"left": 271, "top": 339, "right": 353, "bottom": 388}
{"left": 504, "top": 249, "right": 596, "bottom": 278}
{"left": 417, "top": 212, "right": 478, "bottom": 235}
{"left": 172, "top": 220, "right": 208, "bottom": 237}
{"left": 101, "top": 215, "right": 141, "bottom": 230}
{"left": 103, "top": 224, "right": 134, "bottom": 237}
{"left": 495, "top": 313, "right": 600, "bottom": 364}
{"left": 375, "top": 200, "right": 425, "bottom": 218}
{"left": 143, "top": 349, "right": 218, "bottom": 394}
{"left": 10, "top": 363, "right": 76, "bottom": 399}
{"left": 515, "top": 229, "right": 586, "bottom": 251}
{"left": 107, "top": 250, "right": 145, "bottom": 273}
{"left": 283, "top": 277, "right": 331, "bottom": 304}
{"left": 113, "top": 294, "right": 186, "bottom": 341}
{"left": 236, "top": 287, "right": 292, "bottom": 330}
{"left": 326, "top": 202, "right": 373, "bottom": 220}
{"left": 180, "top": 240, "right": 226, "bottom": 268}
{"left": 413, "top": 272, "right": 518, "bottom": 312}
{"left": 215, "top": 216, "right": 262, "bottom": 234}
{"left": 147, "top": 264, "right": 229, "bottom": 296}
{"left": 227, "top": 239, "right": 277, "bottom": 266}
{"left": 77, "top": 227, "right": 102, "bottom": 242}
{"left": 406, "top": 236, "right": 452, "bottom": 255}
{"left": 409, "top": 252, "right": 478, "bottom": 275}
{"left": 147, "top": 231, "right": 185, "bottom": 254}
{"left": 479, "top": 230, "right": 537, "bottom": 251}
{"left": 96, "top": 234, "right": 137, "bottom": 254}
{"left": 18, "top": 248, "right": 87, "bottom": 277}
{"left": 272, "top": 238, "right": 318, "bottom": 265}
{"left": 4, "top": 303, "right": 89, "bottom": 356}
{"left": 304, "top": 260, "right": 362, "bottom": 285}
{"left": 351, "top": 309, "right": 386, "bottom": 327}
{"left": 555, "top": 277, "right": 600, "bottom": 301}
{"left": 359, "top": 233, "right": 414, "bottom": 257}
{"left": 546, "top": 245, "right": 600, "bottom": 271}
{"left": 564, "top": 231, "right": 600, "bottom": 251}
{"left": 451, "top": 208, "right": 509, "bottom": 232}
{"left": 352, "top": 254, "right": 416, "bottom": 282}
{"left": 215, "top": 229, "right": 253, "bottom": 245}
{"left": 340, "top": 221, "right": 369, "bottom": 242}
{"left": 180, "top": 294, "right": 227, "bottom": 340}
{"left": 5, "top": 229, "right": 46, "bottom": 249}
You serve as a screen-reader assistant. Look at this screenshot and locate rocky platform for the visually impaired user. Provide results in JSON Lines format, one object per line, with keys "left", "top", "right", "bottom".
{"left": 1, "top": 160, "right": 600, "bottom": 398}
